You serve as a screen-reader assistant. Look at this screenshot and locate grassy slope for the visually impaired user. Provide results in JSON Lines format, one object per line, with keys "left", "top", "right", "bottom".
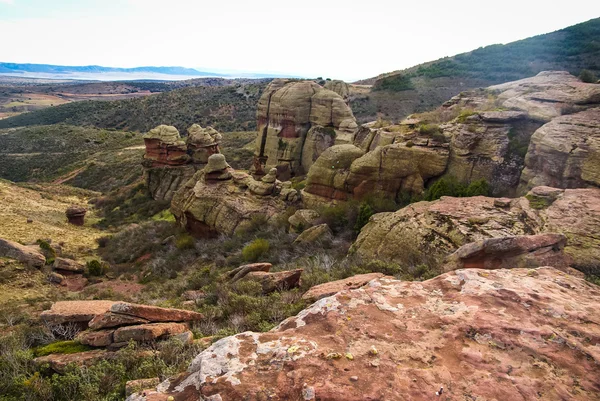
{"left": 0, "top": 124, "right": 144, "bottom": 192}
{"left": 0, "top": 82, "right": 268, "bottom": 133}
{"left": 351, "top": 17, "right": 600, "bottom": 123}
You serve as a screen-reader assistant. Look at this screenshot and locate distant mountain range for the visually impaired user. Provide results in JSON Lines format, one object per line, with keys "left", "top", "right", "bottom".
{"left": 0, "top": 62, "right": 301, "bottom": 81}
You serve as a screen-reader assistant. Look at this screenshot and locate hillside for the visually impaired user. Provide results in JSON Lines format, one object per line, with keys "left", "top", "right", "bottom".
{"left": 0, "top": 125, "right": 144, "bottom": 192}
{"left": 350, "top": 17, "right": 600, "bottom": 123}
{"left": 0, "top": 81, "right": 268, "bottom": 132}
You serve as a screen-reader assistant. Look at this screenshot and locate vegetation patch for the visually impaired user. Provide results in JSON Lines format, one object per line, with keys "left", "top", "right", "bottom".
{"left": 34, "top": 340, "right": 92, "bottom": 357}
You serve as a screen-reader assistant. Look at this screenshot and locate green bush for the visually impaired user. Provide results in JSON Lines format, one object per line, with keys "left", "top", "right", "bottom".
{"left": 36, "top": 239, "right": 56, "bottom": 265}
{"left": 373, "top": 74, "right": 415, "bottom": 92}
{"left": 86, "top": 260, "right": 109, "bottom": 277}
{"left": 354, "top": 202, "right": 375, "bottom": 234}
{"left": 242, "top": 239, "right": 270, "bottom": 262}
{"left": 175, "top": 233, "right": 195, "bottom": 250}
{"left": 418, "top": 123, "right": 442, "bottom": 136}
{"left": 580, "top": 69, "right": 598, "bottom": 83}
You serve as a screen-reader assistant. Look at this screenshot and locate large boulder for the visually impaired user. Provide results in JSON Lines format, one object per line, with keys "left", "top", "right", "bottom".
{"left": 171, "top": 155, "right": 299, "bottom": 238}
{"left": 129, "top": 267, "right": 600, "bottom": 401}
{"left": 519, "top": 107, "right": 600, "bottom": 191}
{"left": 251, "top": 79, "right": 358, "bottom": 179}
{"left": 352, "top": 187, "right": 600, "bottom": 275}
{"left": 0, "top": 238, "right": 46, "bottom": 267}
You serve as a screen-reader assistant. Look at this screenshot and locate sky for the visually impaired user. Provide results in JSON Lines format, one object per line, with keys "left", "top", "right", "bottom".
{"left": 0, "top": 0, "right": 598, "bottom": 81}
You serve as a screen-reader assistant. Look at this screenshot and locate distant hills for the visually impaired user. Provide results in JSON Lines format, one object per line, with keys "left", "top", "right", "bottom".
{"left": 0, "top": 62, "right": 301, "bottom": 81}
{"left": 350, "top": 17, "right": 600, "bottom": 123}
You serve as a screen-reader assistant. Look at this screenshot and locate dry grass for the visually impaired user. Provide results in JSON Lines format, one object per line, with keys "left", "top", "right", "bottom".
{"left": 0, "top": 180, "right": 104, "bottom": 258}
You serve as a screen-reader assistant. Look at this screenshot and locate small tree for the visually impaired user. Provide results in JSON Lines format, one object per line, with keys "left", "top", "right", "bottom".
{"left": 579, "top": 69, "right": 598, "bottom": 84}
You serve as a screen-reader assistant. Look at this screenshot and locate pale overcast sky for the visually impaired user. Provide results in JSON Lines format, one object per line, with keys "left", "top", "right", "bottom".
{"left": 0, "top": 0, "right": 597, "bottom": 80}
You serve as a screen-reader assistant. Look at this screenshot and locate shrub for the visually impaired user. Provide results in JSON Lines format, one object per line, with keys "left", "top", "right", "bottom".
{"left": 464, "top": 179, "right": 490, "bottom": 197}
{"left": 36, "top": 239, "right": 56, "bottom": 265}
{"left": 242, "top": 239, "right": 270, "bottom": 262}
{"left": 456, "top": 110, "right": 477, "bottom": 123}
{"left": 373, "top": 74, "right": 415, "bottom": 92}
{"left": 418, "top": 123, "right": 442, "bottom": 136}
{"left": 86, "top": 259, "right": 109, "bottom": 277}
{"left": 424, "top": 176, "right": 489, "bottom": 201}
{"left": 579, "top": 69, "right": 598, "bottom": 83}
{"left": 175, "top": 233, "right": 195, "bottom": 250}
{"left": 354, "top": 202, "right": 375, "bottom": 234}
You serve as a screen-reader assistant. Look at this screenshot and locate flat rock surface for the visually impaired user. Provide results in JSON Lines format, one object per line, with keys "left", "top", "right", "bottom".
{"left": 110, "top": 302, "right": 203, "bottom": 323}
{"left": 113, "top": 322, "right": 188, "bottom": 343}
{"left": 88, "top": 312, "right": 149, "bottom": 330}
{"left": 302, "top": 273, "right": 385, "bottom": 302}
{"left": 131, "top": 267, "right": 600, "bottom": 401}
{"left": 41, "top": 300, "right": 118, "bottom": 325}
{"left": 0, "top": 238, "right": 45, "bottom": 267}
{"left": 34, "top": 350, "right": 115, "bottom": 373}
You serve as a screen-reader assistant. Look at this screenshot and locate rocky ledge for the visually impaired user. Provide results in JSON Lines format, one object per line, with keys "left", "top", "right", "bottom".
{"left": 128, "top": 267, "right": 600, "bottom": 400}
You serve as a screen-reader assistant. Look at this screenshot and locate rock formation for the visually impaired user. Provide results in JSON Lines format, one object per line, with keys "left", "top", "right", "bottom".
{"left": 41, "top": 301, "right": 201, "bottom": 352}
{"left": 65, "top": 205, "right": 87, "bottom": 225}
{"left": 251, "top": 79, "right": 358, "bottom": 180}
{"left": 171, "top": 154, "right": 299, "bottom": 237}
{"left": 323, "top": 79, "right": 350, "bottom": 100}
{"left": 0, "top": 238, "right": 46, "bottom": 267}
{"left": 142, "top": 124, "right": 222, "bottom": 201}
{"left": 303, "top": 71, "right": 600, "bottom": 205}
{"left": 519, "top": 107, "right": 600, "bottom": 191}
{"left": 352, "top": 186, "right": 600, "bottom": 275}
{"left": 128, "top": 267, "right": 600, "bottom": 401}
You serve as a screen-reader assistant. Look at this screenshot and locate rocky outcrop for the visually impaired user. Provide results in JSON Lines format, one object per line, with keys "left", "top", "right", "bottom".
{"left": 171, "top": 154, "right": 299, "bottom": 238}
{"left": 40, "top": 300, "right": 117, "bottom": 326}
{"left": 129, "top": 267, "right": 600, "bottom": 401}
{"left": 288, "top": 209, "right": 321, "bottom": 233}
{"left": 443, "top": 233, "right": 572, "bottom": 273}
{"left": 244, "top": 269, "right": 303, "bottom": 293}
{"left": 35, "top": 350, "right": 116, "bottom": 373}
{"left": 65, "top": 205, "right": 87, "bottom": 226}
{"left": 251, "top": 79, "right": 358, "bottom": 180}
{"left": 0, "top": 238, "right": 46, "bottom": 267}
{"left": 352, "top": 186, "right": 600, "bottom": 275}
{"left": 109, "top": 302, "right": 203, "bottom": 323}
{"left": 323, "top": 79, "right": 350, "bottom": 100}
{"left": 293, "top": 223, "right": 332, "bottom": 245}
{"left": 304, "top": 71, "right": 600, "bottom": 204}
{"left": 142, "top": 124, "right": 222, "bottom": 201}
{"left": 520, "top": 107, "right": 600, "bottom": 191}
{"left": 53, "top": 257, "right": 84, "bottom": 273}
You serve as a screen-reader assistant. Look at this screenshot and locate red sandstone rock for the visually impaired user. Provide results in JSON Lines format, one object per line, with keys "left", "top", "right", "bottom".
{"left": 301, "top": 273, "right": 385, "bottom": 302}
{"left": 34, "top": 350, "right": 116, "bottom": 373}
{"left": 244, "top": 269, "right": 303, "bottom": 293}
{"left": 88, "top": 312, "right": 150, "bottom": 330}
{"left": 0, "top": 238, "right": 46, "bottom": 267}
{"left": 443, "top": 233, "right": 572, "bottom": 273}
{"left": 110, "top": 302, "right": 203, "bottom": 323}
{"left": 77, "top": 329, "right": 114, "bottom": 347}
{"left": 65, "top": 205, "right": 87, "bottom": 226}
{"left": 129, "top": 267, "right": 600, "bottom": 401}
{"left": 53, "top": 257, "right": 85, "bottom": 273}
{"left": 223, "top": 262, "right": 272, "bottom": 283}
{"left": 113, "top": 322, "right": 188, "bottom": 343}
{"left": 40, "top": 300, "right": 117, "bottom": 325}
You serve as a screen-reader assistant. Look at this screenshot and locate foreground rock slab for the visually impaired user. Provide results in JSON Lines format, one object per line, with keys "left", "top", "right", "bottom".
{"left": 40, "top": 300, "right": 117, "bottom": 325}
{"left": 110, "top": 302, "right": 203, "bottom": 323}
{"left": 130, "top": 267, "right": 600, "bottom": 401}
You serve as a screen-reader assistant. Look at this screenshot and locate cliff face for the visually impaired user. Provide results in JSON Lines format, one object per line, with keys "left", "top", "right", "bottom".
{"left": 251, "top": 79, "right": 358, "bottom": 180}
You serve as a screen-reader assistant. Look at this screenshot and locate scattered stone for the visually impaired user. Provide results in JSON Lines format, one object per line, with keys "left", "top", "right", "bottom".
{"left": 172, "top": 330, "right": 194, "bottom": 345}
{"left": 293, "top": 224, "right": 332, "bottom": 245}
{"left": 53, "top": 257, "right": 84, "bottom": 273}
{"left": 48, "top": 272, "right": 65, "bottom": 284}
{"left": 493, "top": 198, "right": 512, "bottom": 208}
{"left": 65, "top": 205, "right": 87, "bottom": 226}
{"left": 110, "top": 302, "right": 203, "bottom": 323}
{"left": 0, "top": 238, "right": 46, "bottom": 268}
{"left": 113, "top": 322, "right": 188, "bottom": 343}
{"left": 244, "top": 269, "right": 303, "bottom": 293}
{"left": 181, "top": 290, "right": 206, "bottom": 301}
{"left": 350, "top": 376, "right": 359, "bottom": 382}
{"left": 223, "top": 262, "right": 272, "bottom": 283}
{"left": 27, "top": 218, "right": 33, "bottom": 224}
{"left": 302, "top": 273, "right": 385, "bottom": 303}
{"left": 88, "top": 312, "right": 149, "bottom": 330}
